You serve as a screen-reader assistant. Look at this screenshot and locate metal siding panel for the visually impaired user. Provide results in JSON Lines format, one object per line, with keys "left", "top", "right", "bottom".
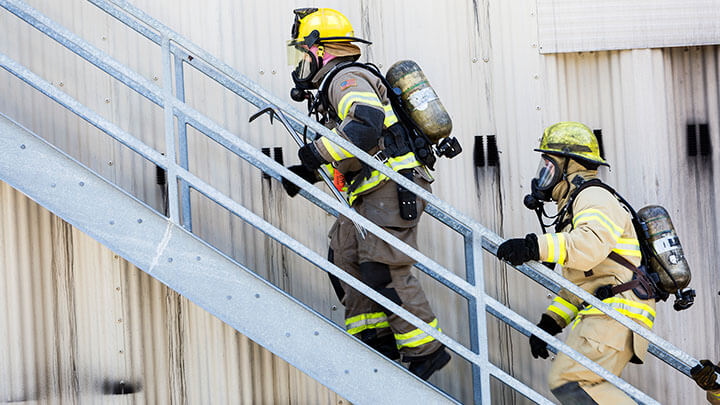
{"left": 538, "top": 0, "right": 720, "bottom": 53}
{"left": 2, "top": 0, "right": 718, "bottom": 403}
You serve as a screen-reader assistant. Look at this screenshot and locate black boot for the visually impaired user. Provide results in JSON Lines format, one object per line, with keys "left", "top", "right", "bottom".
{"left": 407, "top": 347, "right": 451, "bottom": 380}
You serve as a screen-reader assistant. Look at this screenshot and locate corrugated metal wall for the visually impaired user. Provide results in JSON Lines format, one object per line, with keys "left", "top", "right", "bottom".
{"left": 0, "top": 0, "right": 718, "bottom": 403}
{"left": 0, "top": 180, "right": 342, "bottom": 404}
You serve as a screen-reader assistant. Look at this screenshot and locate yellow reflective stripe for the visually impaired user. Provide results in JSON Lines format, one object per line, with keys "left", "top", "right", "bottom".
{"left": 388, "top": 152, "right": 421, "bottom": 172}
{"left": 320, "top": 136, "right": 354, "bottom": 162}
{"left": 575, "top": 297, "right": 655, "bottom": 329}
{"left": 545, "top": 234, "right": 555, "bottom": 262}
{"left": 547, "top": 297, "right": 578, "bottom": 325}
{"left": 710, "top": 391, "right": 720, "bottom": 398}
{"left": 544, "top": 233, "right": 566, "bottom": 265}
{"left": 394, "top": 319, "right": 440, "bottom": 348}
{"left": 345, "top": 312, "right": 390, "bottom": 335}
{"left": 573, "top": 209, "right": 623, "bottom": 241}
{"left": 613, "top": 237, "right": 641, "bottom": 257}
{"left": 383, "top": 104, "right": 398, "bottom": 127}
{"left": 321, "top": 163, "right": 334, "bottom": 178}
{"left": 337, "top": 91, "right": 383, "bottom": 120}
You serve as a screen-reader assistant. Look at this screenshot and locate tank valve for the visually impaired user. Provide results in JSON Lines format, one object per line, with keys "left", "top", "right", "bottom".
{"left": 673, "top": 288, "right": 696, "bottom": 311}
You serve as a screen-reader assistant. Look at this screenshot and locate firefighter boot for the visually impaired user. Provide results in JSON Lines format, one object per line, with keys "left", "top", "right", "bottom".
{"left": 368, "top": 333, "right": 400, "bottom": 361}
{"left": 407, "top": 347, "right": 451, "bottom": 380}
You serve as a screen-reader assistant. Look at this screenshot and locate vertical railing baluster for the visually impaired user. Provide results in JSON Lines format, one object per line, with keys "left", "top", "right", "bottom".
{"left": 472, "top": 227, "right": 491, "bottom": 404}
{"left": 173, "top": 51, "right": 192, "bottom": 231}
{"left": 161, "top": 35, "right": 179, "bottom": 223}
{"left": 464, "top": 231, "right": 484, "bottom": 403}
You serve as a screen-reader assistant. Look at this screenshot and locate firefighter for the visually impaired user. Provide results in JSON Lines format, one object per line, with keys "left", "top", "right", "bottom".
{"left": 691, "top": 360, "right": 720, "bottom": 404}
{"left": 496, "top": 122, "right": 656, "bottom": 404}
{"left": 281, "top": 8, "right": 450, "bottom": 380}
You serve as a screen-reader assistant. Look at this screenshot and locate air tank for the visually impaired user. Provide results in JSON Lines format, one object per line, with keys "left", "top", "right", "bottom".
{"left": 385, "top": 60, "right": 452, "bottom": 144}
{"left": 638, "top": 205, "right": 691, "bottom": 293}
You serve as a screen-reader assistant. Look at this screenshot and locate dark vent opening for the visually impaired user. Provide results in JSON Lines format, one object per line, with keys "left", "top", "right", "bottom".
{"left": 486, "top": 135, "right": 499, "bottom": 167}
{"left": 699, "top": 123, "right": 712, "bottom": 156}
{"left": 273, "top": 147, "right": 284, "bottom": 165}
{"left": 262, "top": 147, "right": 271, "bottom": 179}
{"left": 474, "top": 135, "right": 485, "bottom": 168}
{"left": 687, "top": 124, "right": 698, "bottom": 157}
{"left": 593, "top": 129, "right": 605, "bottom": 159}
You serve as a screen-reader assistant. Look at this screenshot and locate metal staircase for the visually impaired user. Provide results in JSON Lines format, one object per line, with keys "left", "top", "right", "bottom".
{"left": 0, "top": 0, "right": 709, "bottom": 403}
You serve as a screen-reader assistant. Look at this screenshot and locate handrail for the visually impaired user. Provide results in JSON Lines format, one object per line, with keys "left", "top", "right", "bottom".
{"left": 0, "top": 0, "right": 708, "bottom": 403}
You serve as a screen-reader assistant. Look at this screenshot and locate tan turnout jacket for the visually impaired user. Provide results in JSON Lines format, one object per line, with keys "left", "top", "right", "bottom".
{"left": 537, "top": 175, "right": 656, "bottom": 363}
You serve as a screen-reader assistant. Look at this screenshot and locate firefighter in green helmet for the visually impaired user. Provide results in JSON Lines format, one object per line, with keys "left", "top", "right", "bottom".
{"left": 496, "top": 122, "right": 656, "bottom": 404}
{"left": 281, "top": 8, "right": 450, "bottom": 380}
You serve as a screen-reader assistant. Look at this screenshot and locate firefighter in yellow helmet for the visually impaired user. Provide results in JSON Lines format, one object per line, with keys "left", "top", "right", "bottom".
{"left": 496, "top": 122, "right": 656, "bottom": 404}
{"left": 691, "top": 360, "right": 720, "bottom": 404}
{"left": 281, "top": 8, "right": 450, "bottom": 380}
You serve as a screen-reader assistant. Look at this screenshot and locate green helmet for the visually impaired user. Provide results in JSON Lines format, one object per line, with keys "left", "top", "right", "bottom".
{"left": 535, "top": 121, "right": 609, "bottom": 167}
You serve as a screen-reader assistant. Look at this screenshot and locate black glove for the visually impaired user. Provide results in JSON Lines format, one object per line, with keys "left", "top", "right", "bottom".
{"left": 281, "top": 165, "right": 320, "bottom": 197}
{"left": 496, "top": 233, "right": 539, "bottom": 266}
{"left": 298, "top": 143, "right": 326, "bottom": 171}
{"left": 529, "top": 314, "right": 563, "bottom": 359}
{"left": 691, "top": 359, "right": 720, "bottom": 391}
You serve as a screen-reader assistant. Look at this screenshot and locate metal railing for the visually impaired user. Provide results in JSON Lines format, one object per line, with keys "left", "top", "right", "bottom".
{"left": 0, "top": 0, "right": 708, "bottom": 403}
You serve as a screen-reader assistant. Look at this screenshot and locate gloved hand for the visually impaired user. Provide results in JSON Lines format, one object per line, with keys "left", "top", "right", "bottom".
{"left": 690, "top": 359, "right": 720, "bottom": 391}
{"left": 281, "top": 165, "right": 320, "bottom": 197}
{"left": 497, "top": 233, "right": 539, "bottom": 266}
{"left": 298, "top": 143, "right": 326, "bottom": 171}
{"left": 529, "top": 314, "right": 563, "bottom": 359}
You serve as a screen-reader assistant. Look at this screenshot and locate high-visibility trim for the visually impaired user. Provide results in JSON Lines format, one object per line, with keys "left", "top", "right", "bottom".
{"left": 613, "top": 237, "right": 642, "bottom": 257}
{"left": 347, "top": 152, "right": 422, "bottom": 205}
{"left": 573, "top": 209, "right": 623, "bottom": 241}
{"left": 710, "top": 391, "right": 720, "bottom": 398}
{"left": 544, "top": 233, "right": 566, "bottom": 265}
{"left": 394, "top": 318, "right": 441, "bottom": 348}
{"left": 337, "top": 91, "right": 383, "bottom": 120}
{"left": 547, "top": 296, "right": 578, "bottom": 325}
{"left": 383, "top": 104, "right": 398, "bottom": 127}
{"left": 320, "top": 136, "right": 354, "bottom": 162}
{"left": 572, "top": 297, "right": 656, "bottom": 330}
{"left": 345, "top": 312, "right": 390, "bottom": 335}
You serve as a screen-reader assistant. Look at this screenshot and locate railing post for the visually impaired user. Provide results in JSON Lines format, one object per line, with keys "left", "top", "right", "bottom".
{"left": 161, "top": 35, "right": 179, "bottom": 223}
{"left": 469, "top": 227, "right": 491, "bottom": 404}
{"left": 173, "top": 51, "right": 192, "bottom": 231}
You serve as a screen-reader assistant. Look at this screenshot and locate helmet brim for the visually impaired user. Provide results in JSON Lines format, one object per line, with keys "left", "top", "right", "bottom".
{"left": 534, "top": 148, "right": 610, "bottom": 167}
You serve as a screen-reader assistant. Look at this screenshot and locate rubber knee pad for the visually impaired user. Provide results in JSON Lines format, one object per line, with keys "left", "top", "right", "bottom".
{"left": 359, "top": 262, "right": 402, "bottom": 305}
{"left": 550, "top": 382, "right": 598, "bottom": 405}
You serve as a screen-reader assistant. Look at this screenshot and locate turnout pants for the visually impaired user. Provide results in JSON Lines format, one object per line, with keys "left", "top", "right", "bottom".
{"left": 548, "top": 314, "right": 637, "bottom": 404}
{"left": 329, "top": 178, "right": 442, "bottom": 359}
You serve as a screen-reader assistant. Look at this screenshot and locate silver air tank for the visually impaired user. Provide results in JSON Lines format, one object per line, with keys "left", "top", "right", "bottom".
{"left": 638, "top": 205, "right": 691, "bottom": 293}
{"left": 385, "top": 60, "right": 452, "bottom": 144}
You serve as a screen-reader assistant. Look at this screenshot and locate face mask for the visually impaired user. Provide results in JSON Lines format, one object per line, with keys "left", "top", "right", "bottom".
{"left": 530, "top": 155, "right": 562, "bottom": 202}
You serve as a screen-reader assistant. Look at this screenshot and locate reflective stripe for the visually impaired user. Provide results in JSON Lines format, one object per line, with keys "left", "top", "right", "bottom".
{"left": 547, "top": 296, "right": 578, "bottom": 325}
{"left": 613, "top": 237, "right": 641, "bottom": 257}
{"left": 395, "top": 318, "right": 441, "bottom": 348}
{"left": 710, "top": 391, "right": 720, "bottom": 398}
{"left": 383, "top": 104, "right": 398, "bottom": 127}
{"left": 345, "top": 312, "right": 390, "bottom": 335}
{"left": 320, "top": 136, "right": 354, "bottom": 162}
{"left": 544, "top": 233, "right": 566, "bottom": 265}
{"left": 338, "top": 91, "right": 383, "bottom": 120}
{"left": 347, "top": 152, "right": 422, "bottom": 205}
{"left": 572, "top": 297, "right": 656, "bottom": 330}
{"left": 573, "top": 209, "right": 623, "bottom": 242}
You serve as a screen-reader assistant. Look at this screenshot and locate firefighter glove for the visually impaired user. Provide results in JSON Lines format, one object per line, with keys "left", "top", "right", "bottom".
{"left": 529, "top": 314, "right": 562, "bottom": 359}
{"left": 497, "top": 233, "right": 540, "bottom": 266}
{"left": 282, "top": 165, "right": 320, "bottom": 197}
{"left": 691, "top": 359, "right": 720, "bottom": 391}
{"left": 298, "top": 143, "right": 326, "bottom": 171}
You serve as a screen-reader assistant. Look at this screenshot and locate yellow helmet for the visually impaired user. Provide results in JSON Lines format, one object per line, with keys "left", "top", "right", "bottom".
{"left": 535, "top": 121, "right": 609, "bottom": 167}
{"left": 290, "top": 8, "right": 370, "bottom": 46}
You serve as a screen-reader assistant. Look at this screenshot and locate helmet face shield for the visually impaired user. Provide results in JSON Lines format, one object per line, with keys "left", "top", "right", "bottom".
{"left": 287, "top": 42, "right": 317, "bottom": 83}
{"left": 533, "top": 155, "right": 561, "bottom": 191}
